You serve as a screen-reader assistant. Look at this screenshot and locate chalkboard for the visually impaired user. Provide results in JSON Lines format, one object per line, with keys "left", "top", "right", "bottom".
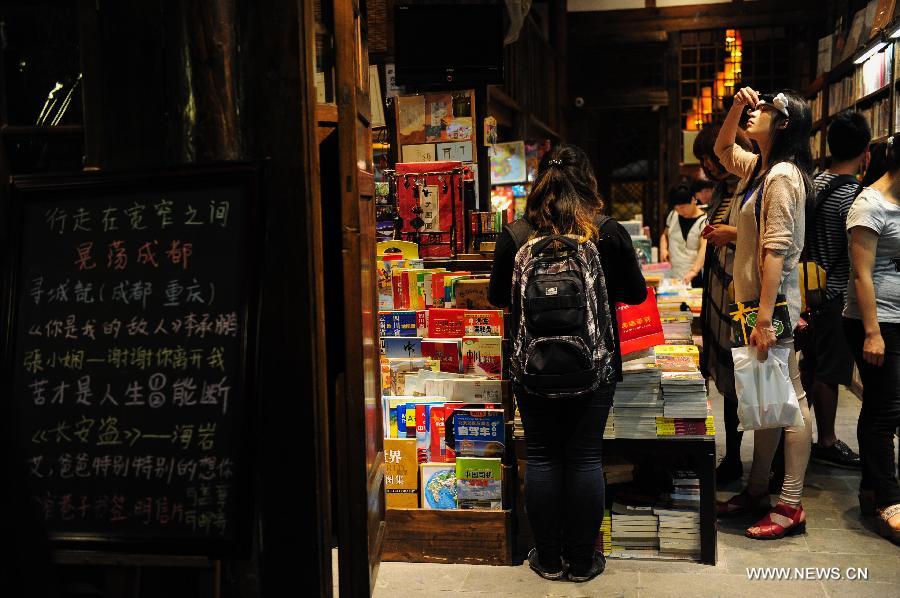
{"left": 2, "top": 164, "right": 262, "bottom": 553}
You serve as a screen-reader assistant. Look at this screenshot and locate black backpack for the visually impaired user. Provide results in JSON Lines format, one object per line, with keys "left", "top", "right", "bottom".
{"left": 505, "top": 218, "right": 616, "bottom": 398}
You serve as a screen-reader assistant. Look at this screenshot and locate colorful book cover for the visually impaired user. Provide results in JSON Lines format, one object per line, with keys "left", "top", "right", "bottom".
{"left": 415, "top": 269, "right": 444, "bottom": 309}
{"left": 452, "top": 409, "right": 505, "bottom": 458}
{"left": 456, "top": 457, "right": 502, "bottom": 510}
{"left": 455, "top": 278, "right": 493, "bottom": 309}
{"left": 462, "top": 336, "right": 503, "bottom": 379}
{"left": 728, "top": 295, "right": 792, "bottom": 347}
{"left": 404, "top": 404, "right": 418, "bottom": 439}
{"left": 616, "top": 287, "right": 666, "bottom": 355}
{"left": 381, "top": 358, "right": 441, "bottom": 396}
{"left": 392, "top": 269, "right": 412, "bottom": 310}
{"left": 654, "top": 345, "right": 700, "bottom": 370}
{"left": 420, "top": 462, "right": 457, "bottom": 509}
{"left": 429, "top": 406, "right": 447, "bottom": 462}
{"left": 442, "top": 402, "right": 500, "bottom": 462}
{"left": 416, "top": 310, "right": 428, "bottom": 337}
{"left": 384, "top": 438, "right": 418, "bottom": 508}
{"left": 427, "top": 308, "right": 467, "bottom": 338}
{"left": 378, "top": 255, "right": 405, "bottom": 311}
{"left": 444, "top": 275, "right": 472, "bottom": 307}
{"left": 379, "top": 310, "right": 418, "bottom": 337}
{"left": 415, "top": 404, "right": 432, "bottom": 462}
{"left": 382, "top": 336, "right": 423, "bottom": 358}
{"left": 422, "top": 338, "right": 463, "bottom": 373}
{"left": 464, "top": 310, "right": 504, "bottom": 337}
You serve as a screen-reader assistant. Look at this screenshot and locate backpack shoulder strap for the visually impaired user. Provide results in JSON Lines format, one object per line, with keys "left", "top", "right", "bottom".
{"left": 812, "top": 174, "right": 860, "bottom": 214}
{"left": 505, "top": 218, "right": 535, "bottom": 253}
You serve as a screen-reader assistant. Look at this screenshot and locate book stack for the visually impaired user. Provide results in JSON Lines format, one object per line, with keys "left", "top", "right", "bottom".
{"left": 660, "top": 314, "right": 693, "bottom": 344}
{"left": 655, "top": 507, "right": 701, "bottom": 558}
{"left": 611, "top": 501, "right": 659, "bottom": 552}
{"left": 595, "top": 509, "right": 613, "bottom": 557}
{"left": 603, "top": 408, "right": 616, "bottom": 439}
{"left": 656, "top": 415, "right": 716, "bottom": 438}
{"left": 669, "top": 470, "right": 701, "bottom": 510}
{"left": 604, "top": 456, "right": 635, "bottom": 485}
{"left": 613, "top": 362, "right": 663, "bottom": 439}
{"left": 513, "top": 406, "right": 524, "bottom": 439}
{"left": 661, "top": 371, "right": 708, "bottom": 419}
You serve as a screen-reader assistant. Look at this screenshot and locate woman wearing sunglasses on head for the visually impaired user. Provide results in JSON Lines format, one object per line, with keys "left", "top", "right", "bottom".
{"left": 713, "top": 87, "right": 814, "bottom": 540}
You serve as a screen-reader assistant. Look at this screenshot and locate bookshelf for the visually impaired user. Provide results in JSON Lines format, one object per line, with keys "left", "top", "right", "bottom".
{"left": 807, "top": 37, "right": 900, "bottom": 172}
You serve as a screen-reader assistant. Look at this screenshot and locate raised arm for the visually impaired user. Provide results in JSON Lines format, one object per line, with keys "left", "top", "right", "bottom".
{"left": 715, "top": 87, "right": 760, "bottom": 178}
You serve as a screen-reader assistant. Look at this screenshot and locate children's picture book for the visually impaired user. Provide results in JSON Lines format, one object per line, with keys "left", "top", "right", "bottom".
{"left": 456, "top": 457, "right": 502, "bottom": 509}
{"left": 420, "top": 462, "right": 458, "bottom": 509}
{"left": 728, "top": 295, "right": 792, "bottom": 347}
{"left": 452, "top": 408, "right": 505, "bottom": 458}
{"left": 384, "top": 438, "right": 419, "bottom": 508}
{"left": 462, "top": 336, "right": 503, "bottom": 379}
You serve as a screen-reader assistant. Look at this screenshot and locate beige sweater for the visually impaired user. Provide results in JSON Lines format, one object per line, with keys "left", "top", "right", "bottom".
{"left": 715, "top": 143, "right": 806, "bottom": 328}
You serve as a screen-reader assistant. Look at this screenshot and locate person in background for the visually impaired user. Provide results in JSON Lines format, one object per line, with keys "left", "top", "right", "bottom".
{"left": 692, "top": 178, "right": 716, "bottom": 209}
{"left": 843, "top": 134, "right": 900, "bottom": 545}
{"left": 693, "top": 123, "right": 754, "bottom": 485}
{"left": 714, "top": 87, "right": 813, "bottom": 539}
{"left": 799, "top": 110, "right": 869, "bottom": 469}
{"left": 659, "top": 184, "right": 708, "bottom": 286}
{"left": 488, "top": 144, "right": 646, "bottom": 581}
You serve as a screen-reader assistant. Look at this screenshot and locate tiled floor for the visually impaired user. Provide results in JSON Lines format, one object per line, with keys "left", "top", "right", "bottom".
{"left": 371, "top": 386, "right": 900, "bottom": 597}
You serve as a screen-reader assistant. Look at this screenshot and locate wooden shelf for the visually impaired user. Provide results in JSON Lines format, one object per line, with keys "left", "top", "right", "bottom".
{"left": 871, "top": 134, "right": 890, "bottom": 145}
{"left": 827, "top": 55, "right": 857, "bottom": 83}
{"left": 855, "top": 84, "right": 890, "bottom": 107}
{"left": 805, "top": 74, "right": 827, "bottom": 98}
{"left": 315, "top": 102, "right": 338, "bottom": 124}
{"left": 811, "top": 118, "right": 827, "bottom": 131}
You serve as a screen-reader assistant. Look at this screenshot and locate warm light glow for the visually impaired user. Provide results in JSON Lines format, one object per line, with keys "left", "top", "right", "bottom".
{"left": 854, "top": 41, "right": 889, "bottom": 65}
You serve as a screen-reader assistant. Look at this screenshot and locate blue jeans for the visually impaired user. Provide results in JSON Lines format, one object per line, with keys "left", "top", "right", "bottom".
{"left": 516, "top": 385, "right": 613, "bottom": 569}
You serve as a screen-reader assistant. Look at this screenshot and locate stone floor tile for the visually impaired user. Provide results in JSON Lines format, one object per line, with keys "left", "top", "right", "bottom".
{"left": 374, "top": 562, "right": 471, "bottom": 593}
{"left": 805, "top": 528, "right": 900, "bottom": 555}
{"left": 633, "top": 572, "right": 828, "bottom": 598}
{"left": 820, "top": 581, "right": 900, "bottom": 598}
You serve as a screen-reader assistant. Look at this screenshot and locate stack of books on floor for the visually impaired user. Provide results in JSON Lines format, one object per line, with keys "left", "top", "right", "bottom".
{"left": 614, "top": 362, "right": 663, "bottom": 439}
{"left": 603, "top": 409, "right": 616, "bottom": 439}
{"left": 610, "top": 501, "right": 659, "bottom": 557}
{"left": 513, "top": 406, "right": 524, "bottom": 439}
{"left": 604, "top": 456, "right": 635, "bottom": 485}
{"left": 595, "top": 509, "right": 613, "bottom": 557}
{"left": 654, "top": 507, "right": 701, "bottom": 559}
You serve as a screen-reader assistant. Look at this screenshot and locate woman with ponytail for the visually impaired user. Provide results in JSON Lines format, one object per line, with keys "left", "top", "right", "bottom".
{"left": 714, "top": 87, "right": 814, "bottom": 539}
{"left": 844, "top": 135, "right": 900, "bottom": 544}
{"left": 489, "top": 144, "right": 646, "bottom": 581}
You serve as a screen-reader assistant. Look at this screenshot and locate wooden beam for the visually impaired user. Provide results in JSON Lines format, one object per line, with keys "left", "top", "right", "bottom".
{"left": 583, "top": 88, "right": 669, "bottom": 108}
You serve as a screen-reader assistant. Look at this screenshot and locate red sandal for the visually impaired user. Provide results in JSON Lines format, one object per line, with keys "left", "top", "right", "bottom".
{"left": 716, "top": 489, "right": 770, "bottom": 518}
{"left": 746, "top": 502, "right": 806, "bottom": 540}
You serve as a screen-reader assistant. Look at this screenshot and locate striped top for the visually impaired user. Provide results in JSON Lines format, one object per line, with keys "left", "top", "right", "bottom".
{"left": 808, "top": 173, "right": 861, "bottom": 301}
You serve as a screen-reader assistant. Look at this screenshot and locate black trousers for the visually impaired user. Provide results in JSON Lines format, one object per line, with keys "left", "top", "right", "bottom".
{"left": 516, "top": 385, "right": 613, "bottom": 569}
{"left": 844, "top": 318, "right": 900, "bottom": 507}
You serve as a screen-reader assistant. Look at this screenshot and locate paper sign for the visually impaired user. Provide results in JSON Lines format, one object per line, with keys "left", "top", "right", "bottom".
{"left": 402, "top": 143, "right": 436, "bottom": 162}
{"left": 398, "top": 95, "right": 426, "bottom": 143}
{"left": 436, "top": 141, "right": 473, "bottom": 162}
{"left": 420, "top": 185, "right": 440, "bottom": 231}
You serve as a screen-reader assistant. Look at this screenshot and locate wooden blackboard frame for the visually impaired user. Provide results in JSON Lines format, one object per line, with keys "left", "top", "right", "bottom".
{"left": 1, "top": 162, "right": 264, "bottom": 556}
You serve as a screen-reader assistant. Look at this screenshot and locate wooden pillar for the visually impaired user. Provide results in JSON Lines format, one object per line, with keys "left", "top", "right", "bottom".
{"left": 664, "top": 30, "right": 681, "bottom": 238}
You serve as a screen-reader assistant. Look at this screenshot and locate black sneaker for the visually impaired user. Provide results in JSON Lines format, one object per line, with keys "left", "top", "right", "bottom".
{"left": 567, "top": 551, "right": 606, "bottom": 583}
{"left": 811, "top": 440, "right": 861, "bottom": 469}
{"left": 527, "top": 548, "right": 565, "bottom": 580}
{"left": 716, "top": 457, "right": 744, "bottom": 486}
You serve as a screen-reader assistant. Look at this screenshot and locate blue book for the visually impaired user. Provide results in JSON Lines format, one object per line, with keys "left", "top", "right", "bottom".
{"left": 382, "top": 336, "right": 423, "bottom": 358}
{"left": 453, "top": 409, "right": 505, "bottom": 458}
{"left": 378, "top": 311, "right": 418, "bottom": 337}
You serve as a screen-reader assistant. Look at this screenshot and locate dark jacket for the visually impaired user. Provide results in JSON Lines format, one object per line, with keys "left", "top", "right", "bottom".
{"left": 488, "top": 217, "right": 647, "bottom": 381}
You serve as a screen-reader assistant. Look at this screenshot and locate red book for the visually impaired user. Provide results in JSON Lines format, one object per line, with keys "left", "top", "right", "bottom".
{"left": 421, "top": 338, "right": 462, "bottom": 373}
{"left": 416, "top": 310, "right": 429, "bottom": 336}
{"left": 427, "top": 308, "right": 467, "bottom": 338}
{"left": 429, "top": 406, "right": 446, "bottom": 462}
{"left": 461, "top": 336, "right": 503, "bottom": 379}
{"left": 463, "top": 310, "right": 504, "bottom": 337}
{"left": 392, "top": 270, "right": 411, "bottom": 310}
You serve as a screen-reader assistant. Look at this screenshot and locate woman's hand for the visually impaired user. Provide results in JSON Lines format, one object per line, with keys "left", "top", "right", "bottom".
{"left": 702, "top": 224, "right": 737, "bottom": 247}
{"left": 660, "top": 248, "right": 670, "bottom": 263}
{"left": 748, "top": 320, "right": 777, "bottom": 361}
{"left": 682, "top": 269, "right": 698, "bottom": 285}
{"left": 734, "top": 86, "right": 759, "bottom": 110}
{"left": 863, "top": 331, "right": 885, "bottom": 367}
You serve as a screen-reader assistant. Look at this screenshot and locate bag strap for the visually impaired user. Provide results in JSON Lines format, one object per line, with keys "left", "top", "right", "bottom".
{"left": 506, "top": 215, "right": 614, "bottom": 252}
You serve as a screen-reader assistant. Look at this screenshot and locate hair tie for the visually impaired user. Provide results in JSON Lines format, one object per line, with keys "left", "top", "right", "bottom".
{"left": 889, "top": 136, "right": 895, "bottom": 150}
{"left": 548, "top": 159, "right": 563, "bottom": 166}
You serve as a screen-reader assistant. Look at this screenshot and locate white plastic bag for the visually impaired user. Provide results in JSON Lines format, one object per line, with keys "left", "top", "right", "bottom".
{"left": 731, "top": 345, "right": 804, "bottom": 431}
